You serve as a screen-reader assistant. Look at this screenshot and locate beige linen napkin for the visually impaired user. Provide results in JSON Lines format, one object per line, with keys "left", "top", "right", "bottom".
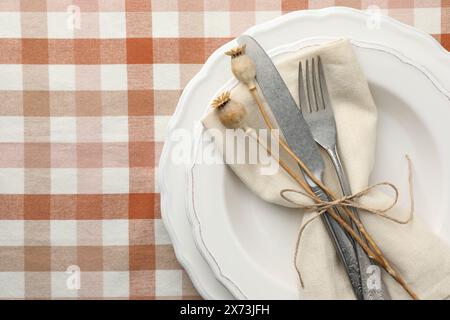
{"left": 202, "top": 39, "right": 450, "bottom": 299}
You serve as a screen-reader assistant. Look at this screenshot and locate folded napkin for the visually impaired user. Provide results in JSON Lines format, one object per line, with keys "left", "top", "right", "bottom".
{"left": 202, "top": 39, "right": 450, "bottom": 299}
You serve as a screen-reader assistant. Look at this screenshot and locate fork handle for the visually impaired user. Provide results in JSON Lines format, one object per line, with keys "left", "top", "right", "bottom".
{"left": 303, "top": 175, "right": 364, "bottom": 299}
{"left": 327, "top": 146, "right": 391, "bottom": 300}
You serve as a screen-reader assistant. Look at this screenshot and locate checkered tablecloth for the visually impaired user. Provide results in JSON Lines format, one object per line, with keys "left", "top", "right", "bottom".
{"left": 0, "top": 0, "right": 448, "bottom": 300}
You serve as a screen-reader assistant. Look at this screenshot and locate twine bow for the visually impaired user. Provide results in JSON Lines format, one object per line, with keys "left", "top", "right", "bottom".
{"left": 281, "top": 156, "right": 415, "bottom": 288}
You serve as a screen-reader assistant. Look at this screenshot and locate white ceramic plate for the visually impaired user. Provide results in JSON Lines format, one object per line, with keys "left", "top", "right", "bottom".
{"left": 159, "top": 7, "right": 450, "bottom": 299}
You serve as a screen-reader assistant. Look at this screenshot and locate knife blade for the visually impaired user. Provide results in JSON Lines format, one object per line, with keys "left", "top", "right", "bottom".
{"left": 237, "top": 35, "right": 363, "bottom": 299}
{"left": 237, "top": 36, "right": 322, "bottom": 176}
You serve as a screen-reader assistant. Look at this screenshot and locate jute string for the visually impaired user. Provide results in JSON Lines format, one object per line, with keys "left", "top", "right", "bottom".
{"left": 280, "top": 155, "right": 415, "bottom": 287}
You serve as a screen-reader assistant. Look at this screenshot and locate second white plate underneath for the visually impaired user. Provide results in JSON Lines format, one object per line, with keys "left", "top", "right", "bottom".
{"left": 159, "top": 7, "right": 450, "bottom": 300}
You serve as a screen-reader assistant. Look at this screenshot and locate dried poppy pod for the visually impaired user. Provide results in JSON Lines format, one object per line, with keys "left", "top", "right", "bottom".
{"left": 225, "top": 45, "right": 256, "bottom": 90}
{"left": 212, "top": 91, "right": 247, "bottom": 129}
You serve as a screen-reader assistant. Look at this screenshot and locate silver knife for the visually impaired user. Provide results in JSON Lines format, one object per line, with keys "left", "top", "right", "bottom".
{"left": 237, "top": 35, "right": 363, "bottom": 299}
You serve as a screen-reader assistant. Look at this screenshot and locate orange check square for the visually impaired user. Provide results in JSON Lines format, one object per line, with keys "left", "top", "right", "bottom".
{"left": 129, "top": 193, "right": 155, "bottom": 219}
{"left": 22, "top": 39, "right": 49, "bottom": 64}
{"left": 126, "top": 38, "right": 153, "bottom": 64}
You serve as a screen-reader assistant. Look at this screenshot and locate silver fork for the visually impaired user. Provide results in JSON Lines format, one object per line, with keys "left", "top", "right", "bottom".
{"left": 298, "top": 57, "right": 390, "bottom": 300}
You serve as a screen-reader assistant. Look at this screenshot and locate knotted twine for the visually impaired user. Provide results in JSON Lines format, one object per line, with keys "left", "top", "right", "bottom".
{"left": 280, "top": 155, "right": 415, "bottom": 287}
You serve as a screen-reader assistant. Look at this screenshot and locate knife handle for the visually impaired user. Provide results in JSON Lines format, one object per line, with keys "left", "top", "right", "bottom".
{"left": 306, "top": 179, "right": 364, "bottom": 300}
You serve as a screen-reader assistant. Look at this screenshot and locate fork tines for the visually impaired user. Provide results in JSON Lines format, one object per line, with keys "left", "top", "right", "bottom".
{"left": 298, "top": 56, "right": 331, "bottom": 114}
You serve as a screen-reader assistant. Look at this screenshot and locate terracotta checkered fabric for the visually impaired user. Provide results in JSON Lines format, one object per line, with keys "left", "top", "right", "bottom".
{"left": 0, "top": 0, "right": 448, "bottom": 299}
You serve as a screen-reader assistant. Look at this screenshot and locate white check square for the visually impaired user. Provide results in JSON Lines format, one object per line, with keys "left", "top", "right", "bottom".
{"left": 0, "top": 117, "right": 23, "bottom": 142}
{"left": 50, "top": 220, "right": 77, "bottom": 246}
{"left": 155, "top": 270, "right": 182, "bottom": 296}
{"left": 51, "top": 272, "right": 79, "bottom": 298}
{"left": 102, "top": 116, "right": 129, "bottom": 142}
{"left": 255, "top": 11, "right": 281, "bottom": 24}
{"left": 101, "top": 65, "right": 128, "bottom": 90}
{"left": 0, "top": 169, "right": 24, "bottom": 194}
{"left": 49, "top": 65, "right": 76, "bottom": 91}
{"left": 154, "top": 116, "right": 171, "bottom": 142}
{"left": 0, "top": 65, "right": 23, "bottom": 90}
{"left": 99, "top": 12, "right": 126, "bottom": 38}
{"left": 0, "top": 221, "right": 24, "bottom": 246}
{"left": 153, "top": 64, "right": 180, "bottom": 90}
{"left": 0, "top": 13, "right": 21, "bottom": 37}
{"left": 155, "top": 219, "right": 171, "bottom": 245}
{"left": 51, "top": 168, "right": 77, "bottom": 194}
{"left": 102, "top": 220, "right": 129, "bottom": 246}
{"left": 152, "top": 11, "right": 179, "bottom": 37}
{"left": 50, "top": 117, "right": 77, "bottom": 143}
{"left": 103, "top": 272, "right": 129, "bottom": 297}
{"left": 47, "top": 13, "right": 75, "bottom": 39}
{"left": 204, "top": 11, "right": 230, "bottom": 37}
{"left": 0, "top": 272, "right": 24, "bottom": 298}
{"left": 0, "top": 220, "right": 24, "bottom": 246}
{"left": 414, "top": 8, "right": 441, "bottom": 35}
{"left": 102, "top": 168, "right": 129, "bottom": 193}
